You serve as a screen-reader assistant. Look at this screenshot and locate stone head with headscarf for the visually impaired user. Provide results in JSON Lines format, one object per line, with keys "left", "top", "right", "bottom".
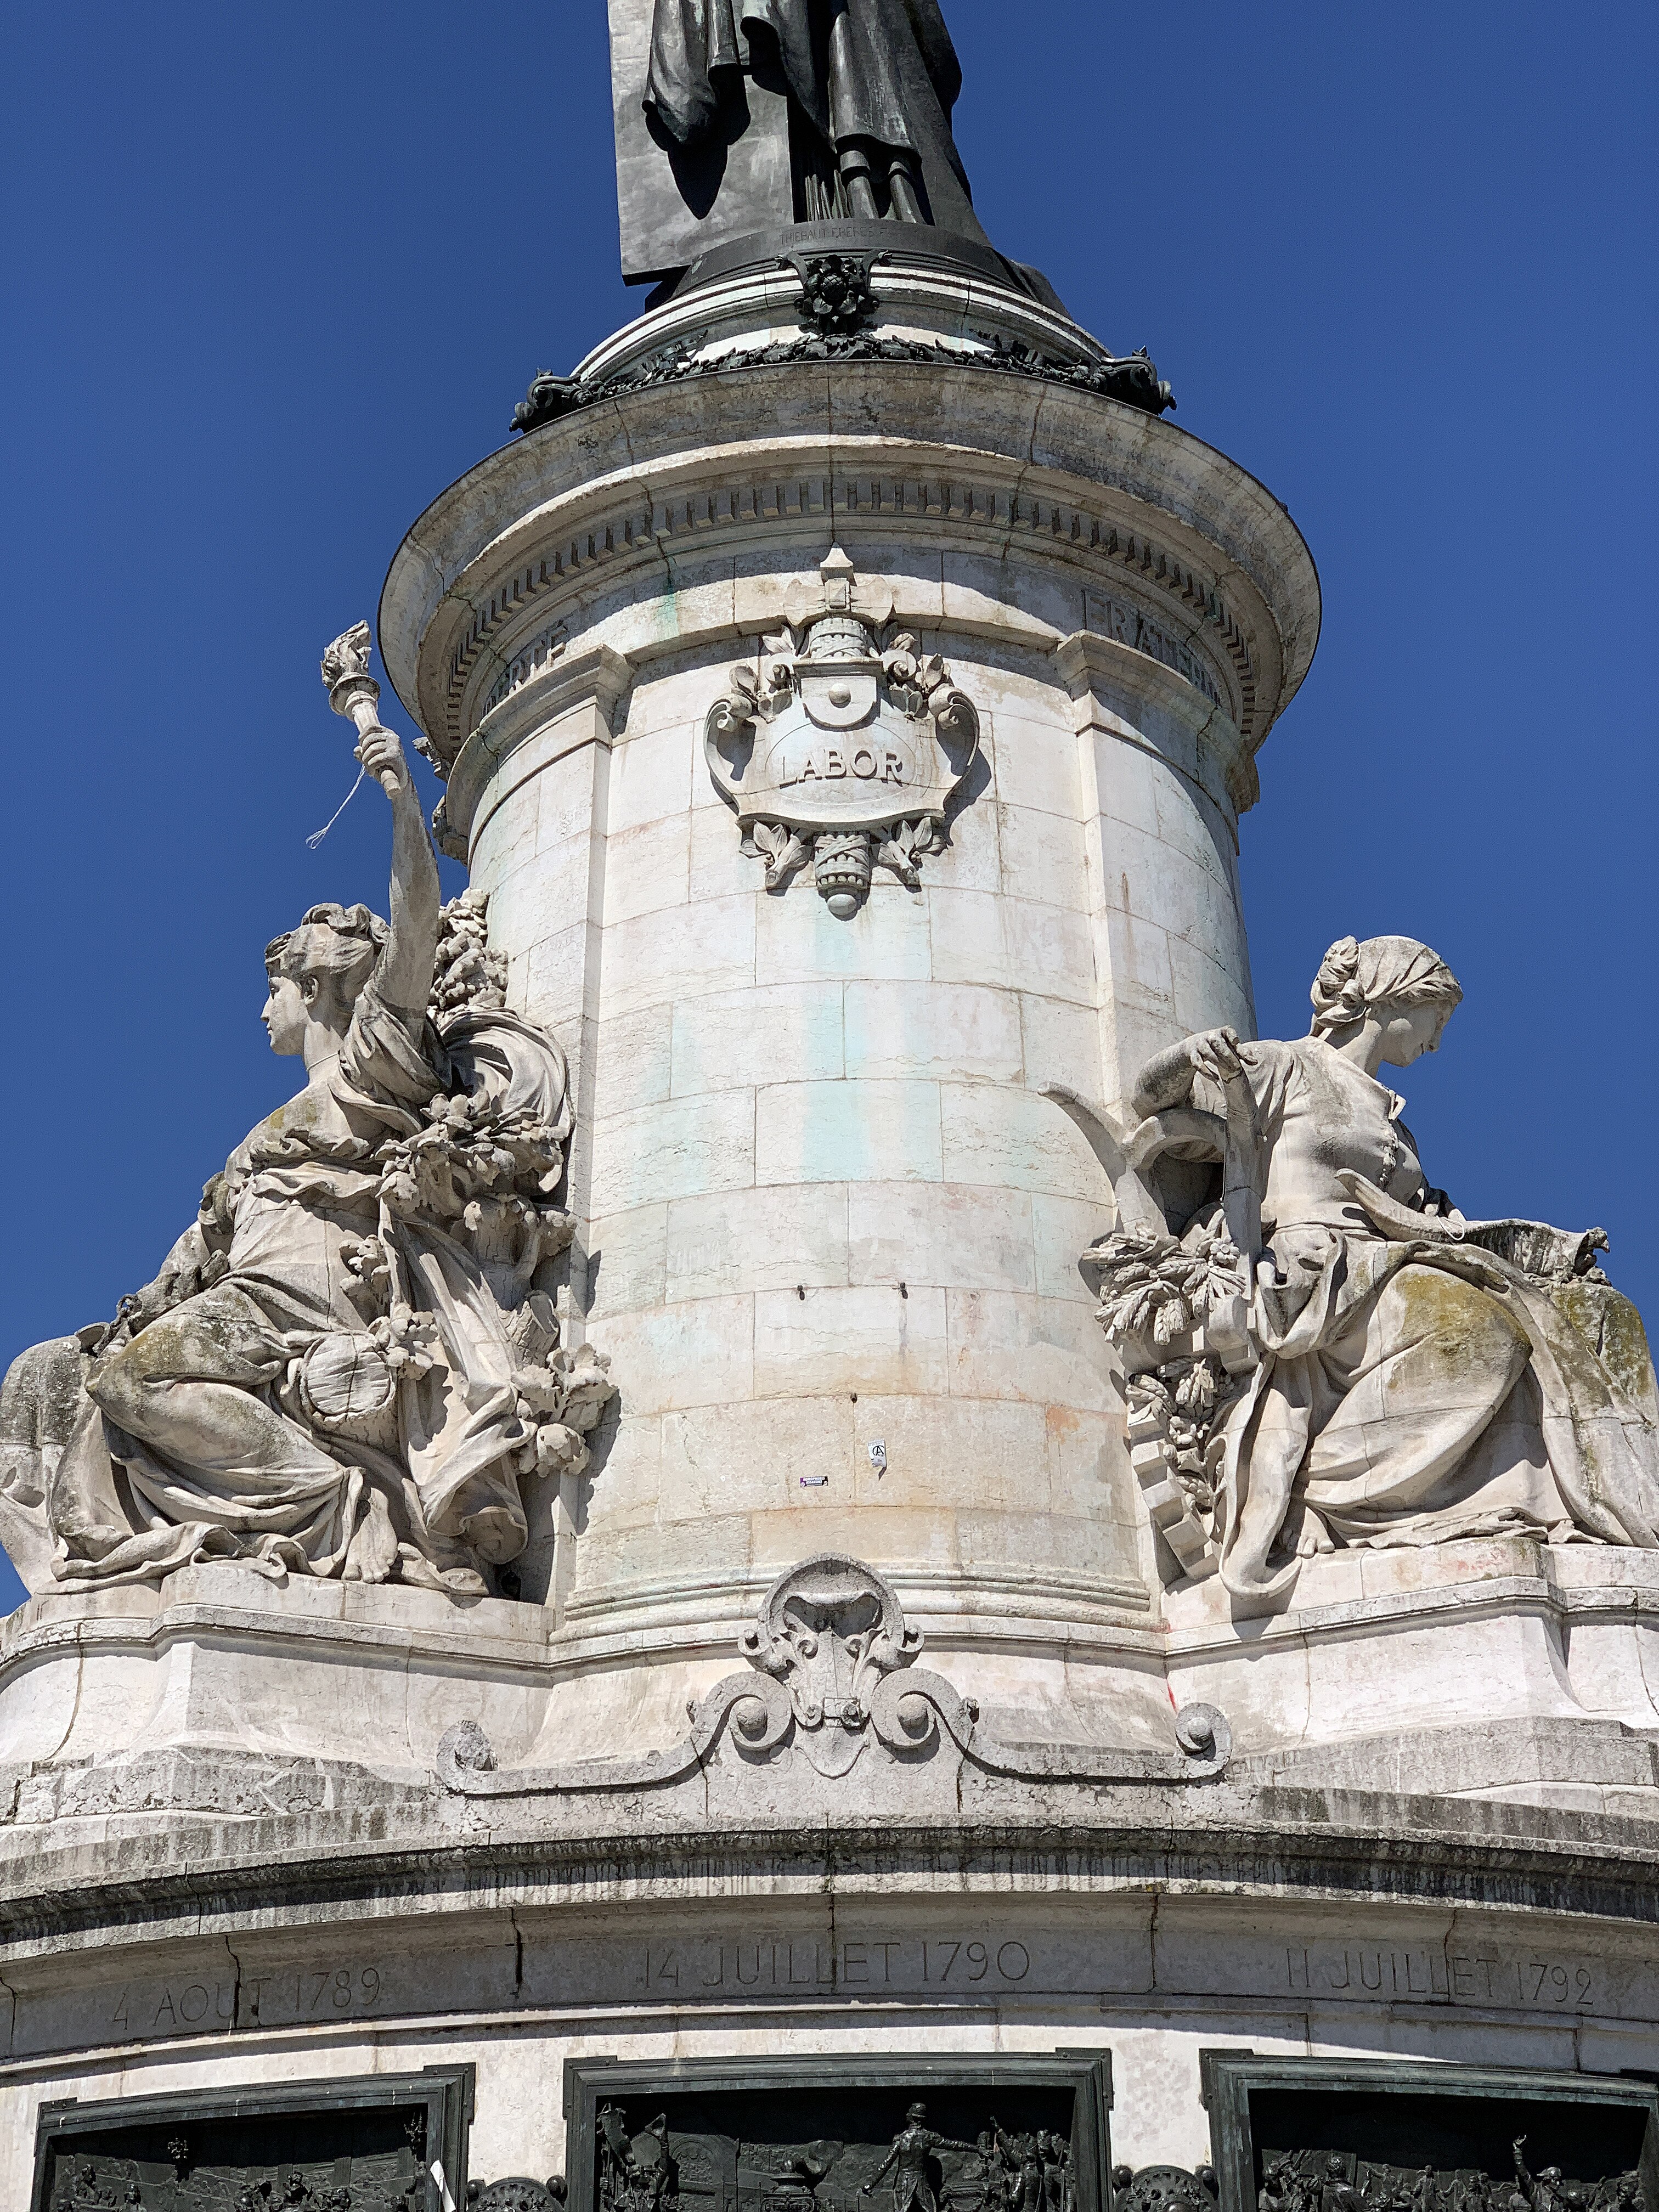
{"left": 1307, "top": 933, "right": 1464, "bottom": 1042}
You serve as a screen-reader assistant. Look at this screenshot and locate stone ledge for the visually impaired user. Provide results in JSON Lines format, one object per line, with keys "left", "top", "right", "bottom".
{"left": 1234, "top": 1714, "right": 1659, "bottom": 1795}
{"left": 1164, "top": 1533, "right": 1659, "bottom": 1648}
{"left": 4, "top": 1773, "right": 1659, "bottom": 1946}
{"left": 571, "top": 260, "right": 1113, "bottom": 392}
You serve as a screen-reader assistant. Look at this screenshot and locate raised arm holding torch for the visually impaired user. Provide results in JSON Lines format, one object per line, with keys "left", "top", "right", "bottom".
{"left": 321, "top": 620, "right": 400, "bottom": 793}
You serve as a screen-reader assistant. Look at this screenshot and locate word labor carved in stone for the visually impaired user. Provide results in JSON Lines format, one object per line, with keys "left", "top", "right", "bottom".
{"left": 705, "top": 547, "right": 980, "bottom": 917}
{"left": 1284, "top": 1944, "right": 1600, "bottom": 2012}
{"left": 777, "top": 743, "right": 909, "bottom": 788}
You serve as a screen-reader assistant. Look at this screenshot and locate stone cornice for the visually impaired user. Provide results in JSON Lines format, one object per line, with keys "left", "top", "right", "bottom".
{"left": 380, "top": 365, "right": 1319, "bottom": 777}
{"left": 4, "top": 1786, "right": 1659, "bottom": 1960}
{"left": 569, "top": 261, "right": 1118, "bottom": 392}
{"left": 1057, "top": 629, "right": 1256, "bottom": 819}
{"left": 425, "top": 456, "right": 1257, "bottom": 775}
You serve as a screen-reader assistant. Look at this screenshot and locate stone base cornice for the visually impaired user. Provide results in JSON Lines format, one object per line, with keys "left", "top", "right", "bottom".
{"left": 4, "top": 1785, "right": 1659, "bottom": 1958}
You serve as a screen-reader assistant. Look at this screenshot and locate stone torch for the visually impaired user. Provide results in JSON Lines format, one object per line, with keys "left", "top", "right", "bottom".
{"left": 320, "top": 620, "right": 399, "bottom": 793}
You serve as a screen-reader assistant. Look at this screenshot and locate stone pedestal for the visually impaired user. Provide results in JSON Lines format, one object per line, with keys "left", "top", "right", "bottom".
{"left": 377, "top": 265, "right": 1317, "bottom": 1745}
{"left": 5, "top": 263, "right": 1658, "bottom": 2211}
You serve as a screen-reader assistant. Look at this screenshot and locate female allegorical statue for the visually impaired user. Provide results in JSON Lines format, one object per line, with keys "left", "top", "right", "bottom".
{"left": 0, "top": 636, "right": 611, "bottom": 1599}
{"left": 1091, "top": 935, "right": 1659, "bottom": 1605}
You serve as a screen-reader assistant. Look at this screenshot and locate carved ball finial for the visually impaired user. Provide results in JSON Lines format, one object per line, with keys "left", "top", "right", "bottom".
{"left": 1173, "top": 1702, "right": 1231, "bottom": 1766}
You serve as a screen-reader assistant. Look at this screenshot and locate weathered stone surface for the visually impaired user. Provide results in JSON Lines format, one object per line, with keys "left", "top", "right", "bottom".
{"left": 6, "top": 86, "right": 1654, "bottom": 2211}
{"left": 0, "top": 664, "right": 615, "bottom": 1609}
{"left": 366, "top": 313, "right": 1314, "bottom": 1684}
{"left": 1074, "top": 935, "right": 1659, "bottom": 1607}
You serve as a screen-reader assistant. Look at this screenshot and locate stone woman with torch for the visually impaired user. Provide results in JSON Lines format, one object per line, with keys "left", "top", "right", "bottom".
{"left": 0, "top": 624, "right": 610, "bottom": 1596}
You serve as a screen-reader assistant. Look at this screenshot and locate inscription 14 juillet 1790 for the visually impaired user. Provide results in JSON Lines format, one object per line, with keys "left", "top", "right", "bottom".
{"left": 636, "top": 1938, "right": 1034, "bottom": 1994}
{"left": 91, "top": 1939, "right": 1607, "bottom": 2050}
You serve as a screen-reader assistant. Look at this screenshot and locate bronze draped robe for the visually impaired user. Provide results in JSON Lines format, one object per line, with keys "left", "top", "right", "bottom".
{"left": 645, "top": 0, "right": 975, "bottom": 207}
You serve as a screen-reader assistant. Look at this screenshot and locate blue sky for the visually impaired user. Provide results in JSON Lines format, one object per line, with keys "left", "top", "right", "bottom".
{"left": 2, "top": 1, "right": 1654, "bottom": 1610}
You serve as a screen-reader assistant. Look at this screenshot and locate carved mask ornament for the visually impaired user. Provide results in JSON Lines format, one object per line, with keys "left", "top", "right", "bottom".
{"left": 705, "top": 549, "right": 981, "bottom": 917}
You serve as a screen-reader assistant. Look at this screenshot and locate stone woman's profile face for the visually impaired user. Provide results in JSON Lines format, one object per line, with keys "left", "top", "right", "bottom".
{"left": 262, "top": 972, "right": 311, "bottom": 1056}
{"left": 1376, "top": 999, "right": 1454, "bottom": 1068}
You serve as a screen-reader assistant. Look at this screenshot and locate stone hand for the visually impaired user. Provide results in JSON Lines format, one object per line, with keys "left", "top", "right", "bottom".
{"left": 1187, "top": 1025, "right": 1244, "bottom": 1084}
{"left": 356, "top": 724, "right": 408, "bottom": 798}
{"left": 133, "top": 1269, "right": 182, "bottom": 1323}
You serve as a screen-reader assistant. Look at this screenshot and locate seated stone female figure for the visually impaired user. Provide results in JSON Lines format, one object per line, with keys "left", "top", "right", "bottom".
{"left": 1130, "top": 935, "right": 1659, "bottom": 1605}
{"left": 0, "top": 713, "right": 604, "bottom": 1599}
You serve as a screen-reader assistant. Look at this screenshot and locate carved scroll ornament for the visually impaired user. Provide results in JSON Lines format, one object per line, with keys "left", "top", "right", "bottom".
{"left": 437, "top": 1551, "right": 1228, "bottom": 1795}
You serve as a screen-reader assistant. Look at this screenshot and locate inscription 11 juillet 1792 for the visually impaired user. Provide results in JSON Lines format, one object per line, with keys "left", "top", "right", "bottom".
{"left": 1285, "top": 1948, "right": 1601, "bottom": 2012}
{"left": 80, "top": 1935, "right": 1610, "bottom": 2060}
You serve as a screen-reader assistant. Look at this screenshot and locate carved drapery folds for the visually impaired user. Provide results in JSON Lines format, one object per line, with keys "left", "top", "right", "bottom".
{"left": 0, "top": 623, "right": 618, "bottom": 1609}
{"left": 437, "top": 1552, "right": 1229, "bottom": 1795}
{"left": 0, "top": 887, "right": 614, "bottom": 1603}
{"left": 705, "top": 549, "right": 980, "bottom": 917}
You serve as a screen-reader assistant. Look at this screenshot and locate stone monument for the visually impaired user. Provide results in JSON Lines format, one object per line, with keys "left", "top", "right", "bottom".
{"left": 5, "top": 9, "right": 1659, "bottom": 2211}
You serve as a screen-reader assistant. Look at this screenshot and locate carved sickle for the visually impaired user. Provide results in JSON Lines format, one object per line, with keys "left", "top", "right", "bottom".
{"left": 1336, "top": 1171, "right": 1468, "bottom": 1243}
{"left": 1042, "top": 1085, "right": 1166, "bottom": 1238}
